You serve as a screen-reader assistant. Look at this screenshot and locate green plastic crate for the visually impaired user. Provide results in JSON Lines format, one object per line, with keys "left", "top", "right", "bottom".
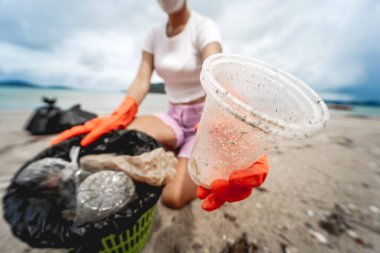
{"left": 68, "top": 206, "right": 156, "bottom": 253}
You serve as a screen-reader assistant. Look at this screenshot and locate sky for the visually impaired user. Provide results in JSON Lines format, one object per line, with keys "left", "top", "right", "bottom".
{"left": 0, "top": 0, "right": 379, "bottom": 101}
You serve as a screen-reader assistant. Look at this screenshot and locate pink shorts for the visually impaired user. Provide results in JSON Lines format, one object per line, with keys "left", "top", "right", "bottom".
{"left": 155, "top": 102, "right": 204, "bottom": 158}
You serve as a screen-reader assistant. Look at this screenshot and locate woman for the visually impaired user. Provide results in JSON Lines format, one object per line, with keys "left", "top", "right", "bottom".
{"left": 52, "top": 0, "right": 269, "bottom": 211}
{"left": 128, "top": 0, "right": 223, "bottom": 208}
{"left": 52, "top": 0, "right": 222, "bottom": 209}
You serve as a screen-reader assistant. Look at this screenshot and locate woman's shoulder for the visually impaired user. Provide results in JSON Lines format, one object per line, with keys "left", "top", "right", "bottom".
{"left": 191, "top": 11, "right": 213, "bottom": 25}
{"left": 191, "top": 11, "right": 216, "bottom": 28}
{"left": 146, "top": 23, "right": 165, "bottom": 38}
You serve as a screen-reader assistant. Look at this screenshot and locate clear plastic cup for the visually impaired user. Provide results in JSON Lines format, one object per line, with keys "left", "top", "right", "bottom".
{"left": 188, "top": 54, "right": 329, "bottom": 188}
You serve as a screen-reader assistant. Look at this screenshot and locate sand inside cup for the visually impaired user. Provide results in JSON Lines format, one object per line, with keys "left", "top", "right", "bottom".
{"left": 188, "top": 54, "right": 329, "bottom": 188}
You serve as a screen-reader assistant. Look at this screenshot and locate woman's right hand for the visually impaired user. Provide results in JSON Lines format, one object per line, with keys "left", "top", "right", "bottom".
{"left": 51, "top": 96, "right": 138, "bottom": 147}
{"left": 196, "top": 155, "right": 269, "bottom": 211}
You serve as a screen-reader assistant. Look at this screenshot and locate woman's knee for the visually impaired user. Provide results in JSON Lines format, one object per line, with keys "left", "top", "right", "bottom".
{"left": 127, "top": 115, "right": 176, "bottom": 147}
{"left": 128, "top": 116, "right": 156, "bottom": 138}
{"left": 161, "top": 188, "right": 194, "bottom": 209}
{"left": 161, "top": 157, "right": 197, "bottom": 209}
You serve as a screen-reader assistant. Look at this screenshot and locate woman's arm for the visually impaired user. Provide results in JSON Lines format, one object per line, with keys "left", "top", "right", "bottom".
{"left": 126, "top": 51, "right": 154, "bottom": 104}
{"left": 51, "top": 51, "right": 154, "bottom": 147}
{"left": 201, "top": 42, "right": 222, "bottom": 61}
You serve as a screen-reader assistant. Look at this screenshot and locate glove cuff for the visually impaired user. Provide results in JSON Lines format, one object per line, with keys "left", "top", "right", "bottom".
{"left": 113, "top": 96, "right": 138, "bottom": 116}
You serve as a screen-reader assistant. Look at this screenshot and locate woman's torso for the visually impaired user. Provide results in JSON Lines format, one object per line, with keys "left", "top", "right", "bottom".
{"left": 143, "top": 11, "right": 221, "bottom": 104}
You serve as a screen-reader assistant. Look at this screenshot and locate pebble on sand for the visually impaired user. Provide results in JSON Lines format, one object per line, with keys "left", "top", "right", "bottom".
{"left": 368, "top": 205, "right": 379, "bottom": 214}
{"left": 309, "top": 230, "right": 328, "bottom": 244}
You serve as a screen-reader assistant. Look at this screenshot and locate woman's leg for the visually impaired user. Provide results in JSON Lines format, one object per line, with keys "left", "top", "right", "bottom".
{"left": 161, "top": 157, "right": 197, "bottom": 209}
{"left": 127, "top": 115, "right": 177, "bottom": 148}
{"left": 128, "top": 115, "right": 197, "bottom": 209}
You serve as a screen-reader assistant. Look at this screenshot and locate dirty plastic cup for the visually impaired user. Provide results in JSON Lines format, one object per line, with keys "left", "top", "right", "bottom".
{"left": 188, "top": 53, "right": 329, "bottom": 188}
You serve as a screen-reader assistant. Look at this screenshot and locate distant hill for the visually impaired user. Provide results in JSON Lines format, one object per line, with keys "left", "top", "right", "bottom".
{"left": 0, "top": 80, "right": 37, "bottom": 88}
{"left": 0, "top": 80, "right": 72, "bottom": 90}
{"left": 149, "top": 82, "right": 165, "bottom": 94}
{"left": 120, "top": 82, "right": 166, "bottom": 94}
{"left": 325, "top": 99, "right": 380, "bottom": 107}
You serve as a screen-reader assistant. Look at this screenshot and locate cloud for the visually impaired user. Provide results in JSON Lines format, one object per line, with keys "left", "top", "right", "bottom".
{"left": 0, "top": 0, "right": 379, "bottom": 98}
{"left": 0, "top": 0, "right": 166, "bottom": 89}
{"left": 0, "top": 31, "right": 144, "bottom": 89}
{"left": 215, "top": 0, "right": 380, "bottom": 92}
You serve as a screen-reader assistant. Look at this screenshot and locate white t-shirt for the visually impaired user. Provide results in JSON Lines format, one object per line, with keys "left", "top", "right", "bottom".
{"left": 142, "top": 11, "right": 221, "bottom": 103}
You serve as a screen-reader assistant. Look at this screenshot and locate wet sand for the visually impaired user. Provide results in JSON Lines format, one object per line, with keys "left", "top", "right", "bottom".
{"left": 0, "top": 111, "right": 379, "bottom": 253}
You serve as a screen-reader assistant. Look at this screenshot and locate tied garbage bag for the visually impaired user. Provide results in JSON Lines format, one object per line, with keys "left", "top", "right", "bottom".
{"left": 25, "top": 97, "right": 62, "bottom": 135}
{"left": 15, "top": 157, "right": 76, "bottom": 190}
{"left": 25, "top": 97, "right": 97, "bottom": 135}
{"left": 2, "top": 130, "right": 163, "bottom": 252}
{"left": 59, "top": 104, "right": 97, "bottom": 131}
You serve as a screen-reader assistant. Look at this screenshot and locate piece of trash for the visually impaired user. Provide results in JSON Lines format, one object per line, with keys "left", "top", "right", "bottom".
{"left": 361, "top": 182, "right": 370, "bottom": 188}
{"left": 307, "top": 210, "right": 314, "bottom": 217}
{"left": 369, "top": 205, "right": 379, "bottom": 214}
{"left": 309, "top": 230, "right": 328, "bottom": 244}
{"left": 80, "top": 147, "right": 177, "bottom": 186}
{"left": 319, "top": 205, "right": 351, "bottom": 235}
{"left": 227, "top": 237, "right": 235, "bottom": 245}
{"left": 346, "top": 229, "right": 359, "bottom": 239}
{"left": 192, "top": 242, "right": 203, "bottom": 250}
{"left": 345, "top": 229, "right": 372, "bottom": 248}
{"left": 256, "top": 187, "right": 268, "bottom": 193}
{"left": 256, "top": 203, "right": 262, "bottom": 209}
{"left": 220, "top": 233, "right": 261, "bottom": 253}
{"left": 224, "top": 212, "right": 237, "bottom": 222}
{"left": 15, "top": 158, "right": 76, "bottom": 188}
{"left": 280, "top": 243, "right": 298, "bottom": 253}
{"left": 304, "top": 222, "right": 313, "bottom": 229}
{"left": 75, "top": 170, "right": 135, "bottom": 225}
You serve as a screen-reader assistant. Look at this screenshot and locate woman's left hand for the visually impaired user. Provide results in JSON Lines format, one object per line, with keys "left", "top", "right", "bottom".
{"left": 196, "top": 155, "right": 269, "bottom": 211}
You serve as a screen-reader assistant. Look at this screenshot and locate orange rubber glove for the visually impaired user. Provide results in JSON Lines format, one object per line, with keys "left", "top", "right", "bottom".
{"left": 196, "top": 155, "right": 269, "bottom": 211}
{"left": 51, "top": 96, "right": 138, "bottom": 147}
{"left": 194, "top": 122, "right": 269, "bottom": 211}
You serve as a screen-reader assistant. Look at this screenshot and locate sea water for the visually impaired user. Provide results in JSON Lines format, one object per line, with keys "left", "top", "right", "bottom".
{"left": 0, "top": 87, "right": 168, "bottom": 114}
{"left": 0, "top": 87, "right": 379, "bottom": 117}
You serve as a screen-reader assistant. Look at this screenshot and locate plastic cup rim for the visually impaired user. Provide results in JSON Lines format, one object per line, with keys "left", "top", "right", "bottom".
{"left": 200, "top": 53, "right": 330, "bottom": 138}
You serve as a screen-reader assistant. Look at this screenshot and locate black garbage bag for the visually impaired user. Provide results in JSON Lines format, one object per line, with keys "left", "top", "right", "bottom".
{"left": 59, "top": 104, "right": 97, "bottom": 131}
{"left": 25, "top": 97, "right": 97, "bottom": 135}
{"left": 25, "top": 97, "right": 62, "bottom": 135}
{"left": 3, "top": 130, "right": 163, "bottom": 252}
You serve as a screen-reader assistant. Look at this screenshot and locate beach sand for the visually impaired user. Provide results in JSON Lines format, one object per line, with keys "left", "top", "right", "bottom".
{"left": 0, "top": 110, "right": 379, "bottom": 253}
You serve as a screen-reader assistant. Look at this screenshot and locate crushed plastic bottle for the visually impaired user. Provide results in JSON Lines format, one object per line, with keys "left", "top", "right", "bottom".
{"left": 75, "top": 170, "right": 136, "bottom": 225}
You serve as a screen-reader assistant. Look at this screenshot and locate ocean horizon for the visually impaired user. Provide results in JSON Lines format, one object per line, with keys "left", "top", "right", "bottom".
{"left": 0, "top": 86, "right": 169, "bottom": 115}
{"left": 1, "top": 86, "right": 380, "bottom": 117}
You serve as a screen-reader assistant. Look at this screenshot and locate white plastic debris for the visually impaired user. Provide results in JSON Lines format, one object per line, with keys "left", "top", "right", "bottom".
{"left": 346, "top": 229, "right": 359, "bottom": 239}
{"left": 284, "top": 246, "right": 299, "bottom": 253}
{"left": 309, "top": 230, "right": 328, "bottom": 244}
{"left": 307, "top": 210, "right": 315, "bottom": 217}
{"left": 369, "top": 205, "right": 379, "bottom": 214}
